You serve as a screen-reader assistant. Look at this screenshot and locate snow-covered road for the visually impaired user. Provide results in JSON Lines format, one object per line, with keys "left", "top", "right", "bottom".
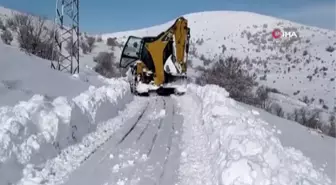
{"left": 62, "top": 96, "right": 183, "bottom": 185}
{"left": 2, "top": 82, "right": 334, "bottom": 185}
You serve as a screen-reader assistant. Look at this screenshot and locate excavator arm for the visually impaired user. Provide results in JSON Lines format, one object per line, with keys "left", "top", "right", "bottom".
{"left": 144, "top": 17, "right": 190, "bottom": 85}
{"left": 171, "top": 17, "right": 190, "bottom": 73}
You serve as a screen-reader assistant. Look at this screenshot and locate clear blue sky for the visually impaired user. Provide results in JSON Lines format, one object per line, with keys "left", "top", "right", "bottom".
{"left": 0, "top": 0, "right": 334, "bottom": 34}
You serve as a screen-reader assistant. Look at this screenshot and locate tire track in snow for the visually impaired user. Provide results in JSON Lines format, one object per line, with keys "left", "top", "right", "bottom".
{"left": 156, "top": 101, "right": 176, "bottom": 185}
{"left": 147, "top": 98, "right": 166, "bottom": 156}
{"left": 78, "top": 100, "right": 150, "bottom": 166}
{"left": 136, "top": 98, "right": 159, "bottom": 142}
{"left": 136, "top": 120, "right": 150, "bottom": 141}
{"left": 94, "top": 98, "right": 153, "bottom": 167}
{"left": 156, "top": 98, "right": 184, "bottom": 185}
{"left": 94, "top": 97, "right": 165, "bottom": 185}
{"left": 118, "top": 103, "right": 149, "bottom": 144}
{"left": 58, "top": 97, "right": 151, "bottom": 185}
{"left": 113, "top": 97, "right": 166, "bottom": 184}
{"left": 130, "top": 97, "right": 182, "bottom": 185}
{"left": 94, "top": 100, "right": 150, "bottom": 165}
{"left": 61, "top": 96, "right": 183, "bottom": 185}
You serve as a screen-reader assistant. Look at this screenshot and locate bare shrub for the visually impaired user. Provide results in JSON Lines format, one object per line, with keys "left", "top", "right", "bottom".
{"left": 259, "top": 74, "right": 267, "bottom": 81}
{"left": 93, "top": 51, "right": 116, "bottom": 78}
{"left": 266, "top": 87, "right": 280, "bottom": 93}
{"left": 273, "top": 104, "right": 284, "bottom": 117}
{"left": 326, "top": 46, "right": 335, "bottom": 52}
{"left": 189, "top": 43, "right": 197, "bottom": 56}
{"left": 196, "top": 38, "right": 204, "bottom": 45}
{"left": 80, "top": 41, "right": 90, "bottom": 54}
{"left": 266, "top": 102, "right": 284, "bottom": 117}
{"left": 106, "top": 37, "right": 118, "bottom": 47}
{"left": 200, "top": 55, "right": 212, "bottom": 66}
{"left": 187, "top": 59, "right": 193, "bottom": 68}
{"left": 65, "top": 39, "right": 79, "bottom": 57}
{"left": 289, "top": 108, "right": 322, "bottom": 129}
{"left": 86, "top": 36, "right": 96, "bottom": 52}
{"left": 304, "top": 109, "right": 321, "bottom": 129}
{"left": 289, "top": 109, "right": 300, "bottom": 122}
{"left": 12, "top": 13, "right": 59, "bottom": 60}
{"left": 42, "top": 29, "right": 60, "bottom": 60}
{"left": 322, "top": 105, "right": 329, "bottom": 110}
{"left": 1, "top": 29, "right": 13, "bottom": 45}
{"left": 329, "top": 114, "right": 336, "bottom": 137}
{"left": 194, "top": 65, "right": 206, "bottom": 72}
{"left": 0, "top": 18, "right": 5, "bottom": 30}
{"left": 96, "top": 35, "right": 103, "bottom": 42}
{"left": 301, "top": 95, "right": 310, "bottom": 104}
{"left": 196, "top": 56, "right": 257, "bottom": 103}
{"left": 256, "top": 85, "right": 269, "bottom": 108}
{"left": 6, "top": 17, "right": 17, "bottom": 30}
{"left": 221, "top": 44, "right": 226, "bottom": 53}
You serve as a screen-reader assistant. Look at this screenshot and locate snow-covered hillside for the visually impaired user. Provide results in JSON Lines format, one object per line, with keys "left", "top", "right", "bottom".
{"left": 102, "top": 11, "right": 336, "bottom": 119}
{"left": 0, "top": 6, "right": 335, "bottom": 185}
{"left": 0, "top": 40, "right": 135, "bottom": 184}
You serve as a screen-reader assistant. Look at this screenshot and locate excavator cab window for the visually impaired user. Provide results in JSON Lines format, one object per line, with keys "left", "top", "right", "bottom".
{"left": 119, "top": 36, "right": 143, "bottom": 68}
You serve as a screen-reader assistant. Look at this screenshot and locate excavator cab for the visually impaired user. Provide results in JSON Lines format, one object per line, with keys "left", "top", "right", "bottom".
{"left": 119, "top": 17, "right": 190, "bottom": 96}
{"left": 119, "top": 36, "right": 143, "bottom": 68}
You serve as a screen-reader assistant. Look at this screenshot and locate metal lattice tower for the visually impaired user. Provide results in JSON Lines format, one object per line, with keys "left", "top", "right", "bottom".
{"left": 51, "top": 0, "right": 80, "bottom": 74}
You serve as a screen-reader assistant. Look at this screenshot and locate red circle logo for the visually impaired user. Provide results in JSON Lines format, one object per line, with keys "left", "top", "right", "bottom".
{"left": 272, "top": 29, "right": 282, "bottom": 39}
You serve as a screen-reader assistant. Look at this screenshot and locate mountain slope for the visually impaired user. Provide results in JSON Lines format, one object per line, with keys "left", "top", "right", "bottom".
{"left": 0, "top": 7, "right": 335, "bottom": 185}
{"left": 102, "top": 10, "right": 336, "bottom": 117}
{"left": 242, "top": 102, "right": 336, "bottom": 181}
{"left": 0, "top": 43, "right": 90, "bottom": 106}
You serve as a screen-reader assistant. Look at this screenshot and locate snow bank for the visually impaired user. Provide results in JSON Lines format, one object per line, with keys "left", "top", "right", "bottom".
{"left": 16, "top": 97, "right": 147, "bottom": 185}
{"left": 178, "top": 84, "right": 332, "bottom": 185}
{"left": 0, "top": 79, "right": 133, "bottom": 185}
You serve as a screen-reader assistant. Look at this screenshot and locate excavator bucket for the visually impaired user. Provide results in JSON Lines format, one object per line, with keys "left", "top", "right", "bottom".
{"left": 162, "top": 74, "right": 188, "bottom": 96}
{"left": 134, "top": 85, "right": 186, "bottom": 96}
{"left": 133, "top": 88, "right": 175, "bottom": 96}
{"left": 156, "top": 87, "right": 176, "bottom": 96}
{"left": 154, "top": 87, "right": 186, "bottom": 96}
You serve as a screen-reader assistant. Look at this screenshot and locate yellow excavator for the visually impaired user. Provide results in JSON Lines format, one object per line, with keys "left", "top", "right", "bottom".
{"left": 119, "top": 17, "right": 190, "bottom": 96}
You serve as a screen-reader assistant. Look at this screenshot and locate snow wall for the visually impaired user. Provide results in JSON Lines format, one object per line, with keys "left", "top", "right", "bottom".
{"left": 179, "top": 84, "right": 332, "bottom": 185}
{"left": 0, "top": 79, "right": 133, "bottom": 185}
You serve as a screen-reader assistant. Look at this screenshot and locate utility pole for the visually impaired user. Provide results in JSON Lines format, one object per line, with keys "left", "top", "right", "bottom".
{"left": 51, "top": 0, "right": 80, "bottom": 74}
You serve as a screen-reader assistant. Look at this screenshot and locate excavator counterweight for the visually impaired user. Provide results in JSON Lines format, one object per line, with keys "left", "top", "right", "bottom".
{"left": 119, "top": 17, "right": 190, "bottom": 96}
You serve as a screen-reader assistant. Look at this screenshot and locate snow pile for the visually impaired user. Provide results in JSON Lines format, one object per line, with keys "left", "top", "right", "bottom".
{"left": 73, "top": 78, "right": 132, "bottom": 122}
{"left": 17, "top": 97, "right": 147, "bottom": 185}
{"left": 136, "top": 82, "right": 153, "bottom": 93}
{"left": 0, "top": 79, "right": 132, "bottom": 185}
{"left": 149, "top": 109, "right": 166, "bottom": 120}
{"left": 178, "top": 84, "right": 332, "bottom": 185}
